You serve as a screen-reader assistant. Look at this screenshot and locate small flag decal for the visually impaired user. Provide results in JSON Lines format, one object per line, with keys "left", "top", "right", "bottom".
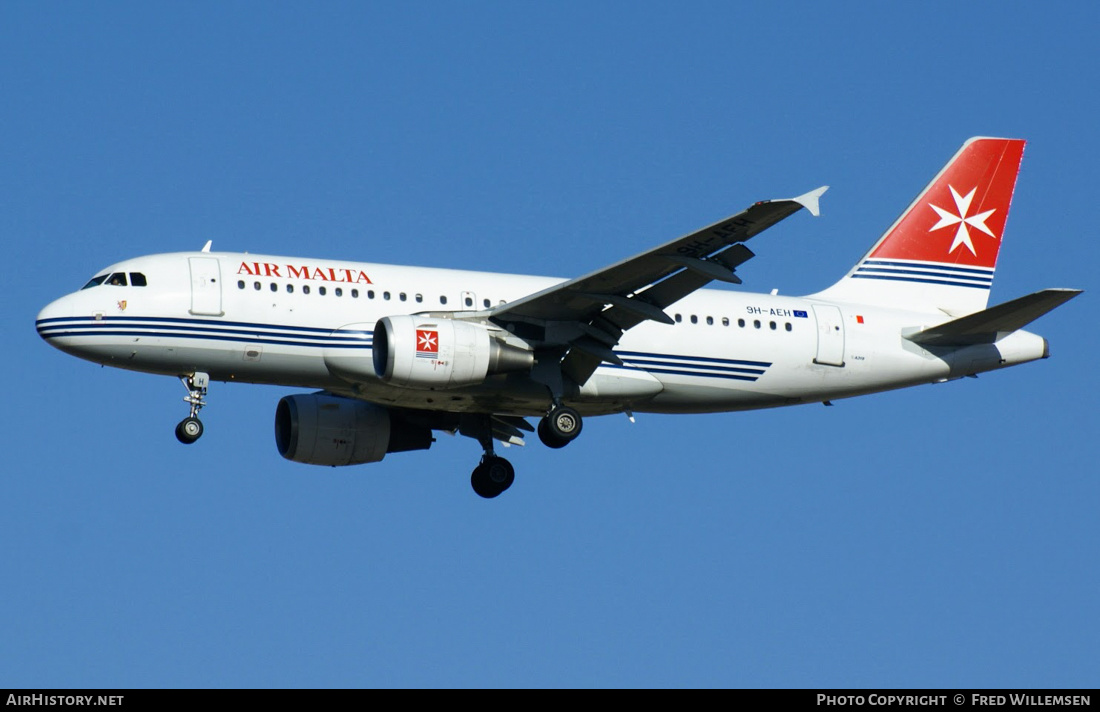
{"left": 416, "top": 329, "right": 439, "bottom": 358}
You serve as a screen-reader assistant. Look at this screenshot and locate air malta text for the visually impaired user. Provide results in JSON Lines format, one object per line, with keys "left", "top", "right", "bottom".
{"left": 236, "top": 262, "right": 373, "bottom": 284}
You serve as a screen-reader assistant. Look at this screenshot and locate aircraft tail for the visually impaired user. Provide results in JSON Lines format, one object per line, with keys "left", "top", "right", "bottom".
{"left": 904, "top": 288, "right": 1081, "bottom": 346}
{"left": 813, "top": 137, "right": 1026, "bottom": 316}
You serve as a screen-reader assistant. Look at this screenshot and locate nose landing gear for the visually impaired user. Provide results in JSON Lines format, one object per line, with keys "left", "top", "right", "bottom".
{"left": 175, "top": 372, "right": 209, "bottom": 444}
{"left": 175, "top": 416, "right": 204, "bottom": 444}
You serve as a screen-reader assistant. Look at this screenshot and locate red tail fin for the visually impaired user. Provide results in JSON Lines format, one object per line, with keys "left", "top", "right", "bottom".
{"left": 869, "top": 137, "right": 1024, "bottom": 268}
{"left": 813, "top": 138, "right": 1026, "bottom": 316}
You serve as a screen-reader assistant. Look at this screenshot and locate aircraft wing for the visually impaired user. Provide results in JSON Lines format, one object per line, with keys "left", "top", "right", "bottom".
{"left": 486, "top": 186, "right": 827, "bottom": 384}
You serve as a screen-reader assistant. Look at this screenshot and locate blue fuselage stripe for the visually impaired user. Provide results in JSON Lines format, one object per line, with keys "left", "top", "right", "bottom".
{"left": 615, "top": 350, "right": 771, "bottom": 368}
{"left": 37, "top": 319, "right": 771, "bottom": 380}
{"left": 850, "top": 274, "right": 992, "bottom": 289}
{"left": 38, "top": 329, "right": 372, "bottom": 349}
{"left": 620, "top": 357, "right": 766, "bottom": 375}
{"left": 860, "top": 260, "right": 995, "bottom": 277}
{"left": 604, "top": 364, "right": 760, "bottom": 381}
{"left": 855, "top": 267, "right": 992, "bottom": 284}
{"left": 34, "top": 315, "right": 359, "bottom": 334}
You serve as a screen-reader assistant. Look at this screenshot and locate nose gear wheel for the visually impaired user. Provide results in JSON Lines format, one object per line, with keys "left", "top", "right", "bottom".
{"left": 175, "top": 372, "right": 209, "bottom": 444}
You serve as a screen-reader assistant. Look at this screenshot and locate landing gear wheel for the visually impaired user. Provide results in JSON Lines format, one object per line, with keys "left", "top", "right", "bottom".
{"left": 485, "top": 456, "right": 515, "bottom": 490}
{"left": 175, "top": 417, "right": 204, "bottom": 444}
{"left": 540, "top": 405, "right": 582, "bottom": 447}
{"left": 471, "top": 456, "right": 515, "bottom": 498}
{"left": 538, "top": 418, "right": 570, "bottom": 449}
{"left": 176, "top": 372, "right": 210, "bottom": 444}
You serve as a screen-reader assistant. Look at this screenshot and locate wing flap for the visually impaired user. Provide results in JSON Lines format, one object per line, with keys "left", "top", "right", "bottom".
{"left": 482, "top": 187, "right": 825, "bottom": 389}
{"left": 489, "top": 189, "right": 826, "bottom": 326}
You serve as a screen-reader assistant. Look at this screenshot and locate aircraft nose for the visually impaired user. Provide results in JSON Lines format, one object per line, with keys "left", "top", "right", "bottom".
{"left": 36, "top": 296, "right": 73, "bottom": 343}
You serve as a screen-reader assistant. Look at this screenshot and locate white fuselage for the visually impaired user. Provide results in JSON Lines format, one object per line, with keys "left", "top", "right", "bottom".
{"left": 36, "top": 251, "right": 1049, "bottom": 418}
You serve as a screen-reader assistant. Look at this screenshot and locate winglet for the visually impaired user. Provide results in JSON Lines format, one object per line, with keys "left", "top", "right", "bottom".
{"left": 791, "top": 186, "right": 828, "bottom": 217}
{"left": 201, "top": 240, "right": 213, "bottom": 253}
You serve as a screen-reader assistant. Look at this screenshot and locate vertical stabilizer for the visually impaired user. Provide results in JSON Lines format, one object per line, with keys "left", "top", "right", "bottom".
{"left": 813, "top": 137, "right": 1026, "bottom": 315}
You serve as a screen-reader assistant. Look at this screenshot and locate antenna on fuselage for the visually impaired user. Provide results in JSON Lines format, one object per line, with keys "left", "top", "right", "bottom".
{"left": 201, "top": 240, "right": 212, "bottom": 253}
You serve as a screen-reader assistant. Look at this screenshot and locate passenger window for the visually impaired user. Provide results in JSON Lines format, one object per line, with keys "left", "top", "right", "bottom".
{"left": 383, "top": 291, "right": 391, "bottom": 300}
{"left": 82, "top": 274, "right": 109, "bottom": 290}
{"left": 270, "top": 283, "right": 277, "bottom": 292}
{"left": 483, "top": 298, "right": 491, "bottom": 308}
{"left": 785, "top": 322, "right": 792, "bottom": 332}
{"left": 738, "top": 318, "right": 746, "bottom": 328}
{"left": 238, "top": 280, "right": 245, "bottom": 290}
{"left": 254, "top": 281, "right": 261, "bottom": 291}
{"left": 706, "top": 316, "right": 714, "bottom": 325}
{"left": 464, "top": 296, "right": 473, "bottom": 307}
{"left": 368, "top": 290, "right": 375, "bottom": 299}
{"left": 722, "top": 317, "right": 729, "bottom": 327}
{"left": 129, "top": 273, "right": 147, "bottom": 287}
{"left": 399, "top": 292, "right": 406, "bottom": 302}
{"left": 440, "top": 295, "right": 448, "bottom": 305}
{"left": 675, "top": 314, "right": 682, "bottom": 323}
{"left": 287, "top": 284, "right": 294, "bottom": 293}
{"left": 690, "top": 315, "right": 698, "bottom": 324}
{"left": 107, "top": 273, "right": 127, "bottom": 286}
{"left": 319, "top": 286, "right": 327, "bottom": 296}
{"left": 415, "top": 294, "right": 423, "bottom": 303}
{"left": 770, "top": 321, "right": 777, "bottom": 330}
{"left": 303, "top": 285, "right": 311, "bottom": 295}
{"left": 754, "top": 320, "right": 761, "bottom": 329}
{"left": 351, "top": 289, "right": 359, "bottom": 298}
{"left": 335, "top": 287, "right": 343, "bottom": 297}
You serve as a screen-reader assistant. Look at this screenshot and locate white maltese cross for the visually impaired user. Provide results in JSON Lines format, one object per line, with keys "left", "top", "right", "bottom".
{"left": 928, "top": 185, "right": 996, "bottom": 256}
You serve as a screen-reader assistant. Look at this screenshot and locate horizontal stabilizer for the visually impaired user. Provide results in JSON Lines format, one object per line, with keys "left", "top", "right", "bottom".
{"left": 905, "top": 288, "right": 1082, "bottom": 346}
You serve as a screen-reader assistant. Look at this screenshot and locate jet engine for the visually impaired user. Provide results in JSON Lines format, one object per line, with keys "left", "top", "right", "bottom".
{"left": 275, "top": 394, "right": 432, "bottom": 466}
{"left": 372, "top": 315, "right": 534, "bottom": 389}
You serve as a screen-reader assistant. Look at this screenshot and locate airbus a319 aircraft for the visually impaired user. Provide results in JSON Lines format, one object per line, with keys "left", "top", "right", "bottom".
{"left": 37, "top": 138, "right": 1080, "bottom": 497}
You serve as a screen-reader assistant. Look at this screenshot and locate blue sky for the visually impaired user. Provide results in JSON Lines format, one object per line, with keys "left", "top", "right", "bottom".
{"left": 3, "top": 2, "right": 1097, "bottom": 688}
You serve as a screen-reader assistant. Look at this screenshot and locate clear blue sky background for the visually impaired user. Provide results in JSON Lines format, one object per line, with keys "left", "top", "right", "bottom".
{"left": 3, "top": 2, "right": 1097, "bottom": 688}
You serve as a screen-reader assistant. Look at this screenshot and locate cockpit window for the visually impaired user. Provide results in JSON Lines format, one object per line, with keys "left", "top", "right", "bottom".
{"left": 81, "top": 274, "right": 109, "bottom": 290}
{"left": 106, "top": 273, "right": 128, "bottom": 286}
{"left": 129, "top": 272, "right": 147, "bottom": 286}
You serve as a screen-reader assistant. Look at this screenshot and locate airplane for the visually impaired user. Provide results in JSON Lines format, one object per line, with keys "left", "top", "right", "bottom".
{"left": 36, "top": 137, "right": 1080, "bottom": 498}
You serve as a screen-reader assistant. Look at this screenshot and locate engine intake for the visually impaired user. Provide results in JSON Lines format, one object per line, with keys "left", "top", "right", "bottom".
{"left": 275, "top": 394, "right": 432, "bottom": 466}
{"left": 372, "top": 315, "right": 534, "bottom": 389}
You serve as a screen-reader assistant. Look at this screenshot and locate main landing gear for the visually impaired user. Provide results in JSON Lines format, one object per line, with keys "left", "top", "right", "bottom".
{"left": 537, "top": 404, "right": 583, "bottom": 449}
{"left": 463, "top": 405, "right": 584, "bottom": 498}
{"left": 175, "top": 372, "right": 209, "bottom": 444}
{"left": 466, "top": 417, "right": 516, "bottom": 499}
{"left": 470, "top": 454, "right": 515, "bottom": 499}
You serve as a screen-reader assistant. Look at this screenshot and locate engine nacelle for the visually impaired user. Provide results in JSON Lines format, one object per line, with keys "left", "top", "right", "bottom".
{"left": 274, "top": 394, "right": 432, "bottom": 466}
{"left": 372, "top": 315, "right": 534, "bottom": 389}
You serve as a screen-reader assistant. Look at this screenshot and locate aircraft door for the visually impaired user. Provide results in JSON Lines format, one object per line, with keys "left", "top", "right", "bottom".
{"left": 812, "top": 304, "right": 845, "bottom": 367}
{"left": 189, "top": 257, "right": 224, "bottom": 316}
